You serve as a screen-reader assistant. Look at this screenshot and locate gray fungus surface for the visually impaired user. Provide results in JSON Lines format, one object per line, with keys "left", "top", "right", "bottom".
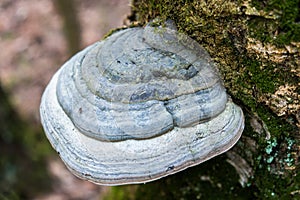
{"left": 40, "top": 21, "right": 244, "bottom": 185}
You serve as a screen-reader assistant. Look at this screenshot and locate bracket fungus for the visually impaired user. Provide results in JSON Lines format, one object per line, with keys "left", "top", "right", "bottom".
{"left": 40, "top": 21, "right": 244, "bottom": 185}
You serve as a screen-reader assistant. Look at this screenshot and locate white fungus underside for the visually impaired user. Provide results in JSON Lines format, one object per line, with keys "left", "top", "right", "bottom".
{"left": 40, "top": 68, "right": 244, "bottom": 186}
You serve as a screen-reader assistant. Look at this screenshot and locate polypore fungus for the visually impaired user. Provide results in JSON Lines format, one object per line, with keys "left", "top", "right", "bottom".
{"left": 40, "top": 21, "right": 244, "bottom": 185}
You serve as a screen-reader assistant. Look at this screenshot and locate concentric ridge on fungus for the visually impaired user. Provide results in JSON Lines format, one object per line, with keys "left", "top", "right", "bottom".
{"left": 40, "top": 21, "right": 245, "bottom": 185}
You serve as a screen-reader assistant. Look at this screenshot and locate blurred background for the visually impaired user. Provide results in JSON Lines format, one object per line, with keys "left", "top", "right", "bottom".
{"left": 0, "top": 0, "right": 131, "bottom": 199}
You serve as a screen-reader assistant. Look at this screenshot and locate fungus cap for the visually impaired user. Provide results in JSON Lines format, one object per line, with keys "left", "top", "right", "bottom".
{"left": 40, "top": 21, "right": 244, "bottom": 185}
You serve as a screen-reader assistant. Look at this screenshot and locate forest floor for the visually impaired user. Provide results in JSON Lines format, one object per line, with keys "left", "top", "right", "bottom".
{"left": 0, "top": 0, "right": 130, "bottom": 199}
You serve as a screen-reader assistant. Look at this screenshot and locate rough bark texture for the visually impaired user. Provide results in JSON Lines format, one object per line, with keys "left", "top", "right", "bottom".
{"left": 105, "top": 0, "right": 300, "bottom": 199}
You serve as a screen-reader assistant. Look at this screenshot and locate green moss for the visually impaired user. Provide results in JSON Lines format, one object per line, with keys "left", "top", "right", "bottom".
{"left": 244, "top": 60, "right": 276, "bottom": 93}
{"left": 103, "top": 186, "right": 137, "bottom": 200}
{"left": 103, "top": 26, "right": 133, "bottom": 40}
{"left": 249, "top": 0, "right": 300, "bottom": 46}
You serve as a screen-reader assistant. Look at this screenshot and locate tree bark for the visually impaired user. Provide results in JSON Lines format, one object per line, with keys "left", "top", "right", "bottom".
{"left": 106, "top": 0, "right": 300, "bottom": 199}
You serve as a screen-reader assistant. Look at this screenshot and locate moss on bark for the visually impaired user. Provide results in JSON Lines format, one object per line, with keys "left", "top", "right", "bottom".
{"left": 105, "top": 0, "right": 300, "bottom": 199}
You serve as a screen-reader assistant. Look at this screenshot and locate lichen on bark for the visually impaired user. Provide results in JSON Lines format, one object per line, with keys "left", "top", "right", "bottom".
{"left": 104, "top": 0, "right": 300, "bottom": 199}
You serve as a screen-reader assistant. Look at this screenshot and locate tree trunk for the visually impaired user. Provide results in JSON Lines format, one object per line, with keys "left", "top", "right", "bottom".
{"left": 106, "top": 0, "right": 300, "bottom": 199}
